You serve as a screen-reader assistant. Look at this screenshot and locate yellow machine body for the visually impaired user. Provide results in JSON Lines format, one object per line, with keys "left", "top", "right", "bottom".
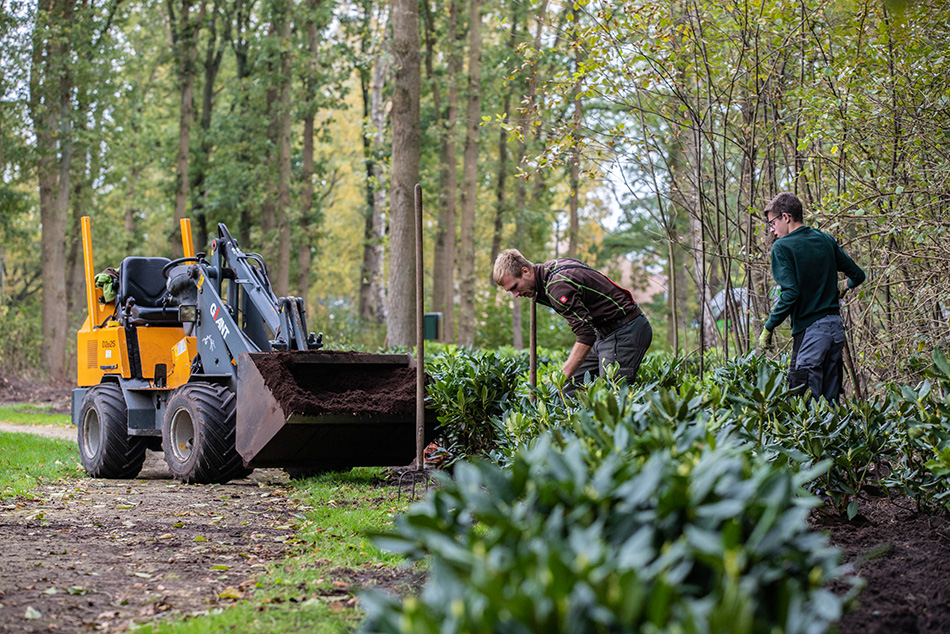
{"left": 74, "top": 215, "right": 434, "bottom": 484}
{"left": 76, "top": 216, "right": 196, "bottom": 389}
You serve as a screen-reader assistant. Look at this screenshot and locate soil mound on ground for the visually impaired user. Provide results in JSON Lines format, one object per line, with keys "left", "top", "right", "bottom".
{"left": 0, "top": 466, "right": 295, "bottom": 633}
{"left": 815, "top": 496, "right": 950, "bottom": 633}
{"left": 0, "top": 373, "right": 71, "bottom": 412}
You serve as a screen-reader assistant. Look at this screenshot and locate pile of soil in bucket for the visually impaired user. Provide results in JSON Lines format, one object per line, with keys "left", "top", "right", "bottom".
{"left": 251, "top": 350, "right": 421, "bottom": 418}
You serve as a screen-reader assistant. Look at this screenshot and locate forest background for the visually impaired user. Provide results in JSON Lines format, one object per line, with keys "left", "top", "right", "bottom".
{"left": 0, "top": 0, "right": 947, "bottom": 391}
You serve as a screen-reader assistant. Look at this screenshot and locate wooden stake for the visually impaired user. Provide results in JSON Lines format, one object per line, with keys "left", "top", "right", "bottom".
{"left": 415, "top": 184, "right": 425, "bottom": 471}
{"left": 530, "top": 298, "right": 537, "bottom": 400}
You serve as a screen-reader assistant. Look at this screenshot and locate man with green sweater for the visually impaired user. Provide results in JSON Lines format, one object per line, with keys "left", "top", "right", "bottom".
{"left": 758, "top": 192, "right": 866, "bottom": 403}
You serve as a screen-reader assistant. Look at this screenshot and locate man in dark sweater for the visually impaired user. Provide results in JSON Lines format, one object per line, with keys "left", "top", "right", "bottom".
{"left": 493, "top": 249, "right": 652, "bottom": 396}
{"left": 758, "top": 192, "right": 866, "bottom": 403}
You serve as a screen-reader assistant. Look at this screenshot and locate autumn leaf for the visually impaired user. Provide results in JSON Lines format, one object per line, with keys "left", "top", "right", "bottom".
{"left": 218, "top": 587, "right": 243, "bottom": 600}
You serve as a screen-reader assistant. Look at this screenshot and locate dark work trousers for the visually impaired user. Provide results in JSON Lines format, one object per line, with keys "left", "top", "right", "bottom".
{"left": 788, "top": 314, "right": 846, "bottom": 404}
{"left": 565, "top": 314, "right": 653, "bottom": 398}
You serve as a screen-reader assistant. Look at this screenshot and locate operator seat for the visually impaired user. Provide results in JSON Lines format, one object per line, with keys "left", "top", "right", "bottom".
{"left": 117, "top": 257, "right": 179, "bottom": 326}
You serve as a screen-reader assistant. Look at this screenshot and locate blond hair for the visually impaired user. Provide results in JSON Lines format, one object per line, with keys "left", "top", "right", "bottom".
{"left": 492, "top": 249, "right": 533, "bottom": 285}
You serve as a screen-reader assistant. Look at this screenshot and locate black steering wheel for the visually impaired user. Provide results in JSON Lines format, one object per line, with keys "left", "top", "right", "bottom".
{"left": 162, "top": 255, "right": 203, "bottom": 278}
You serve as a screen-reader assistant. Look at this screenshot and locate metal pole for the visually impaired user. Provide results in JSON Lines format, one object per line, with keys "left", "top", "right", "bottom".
{"left": 529, "top": 298, "right": 537, "bottom": 399}
{"left": 414, "top": 184, "right": 425, "bottom": 471}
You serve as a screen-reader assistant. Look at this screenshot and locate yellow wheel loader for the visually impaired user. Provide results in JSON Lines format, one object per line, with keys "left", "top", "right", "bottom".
{"left": 73, "top": 217, "right": 435, "bottom": 483}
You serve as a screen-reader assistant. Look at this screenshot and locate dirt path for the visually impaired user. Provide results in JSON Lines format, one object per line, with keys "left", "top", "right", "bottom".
{"left": 0, "top": 423, "right": 298, "bottom": 633}
{"left": 0, "top": 422, "right": 74, "bottom": 441}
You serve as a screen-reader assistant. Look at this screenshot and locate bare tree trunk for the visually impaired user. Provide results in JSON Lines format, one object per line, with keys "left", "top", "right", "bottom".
{"left": 125, "top": 162, "right": 139, "bottom": 252}
{"left": 489, "top": 17, "right": 517, "bottom": 266}
{"left": 387, "top": 0, "right": 421, "bottom": 347}
{"left": 359, "top": 4, "right": 390, "bottom": 324}
{"left": 190, "top": 0, "right": 225, "bottom": 251}
{"left": 274, "top": 0, "right": 293, "bottom": 298}
{"left": 30, "top": 0, "right": 74, "bottom": 379}
{"left": 666, "top": 236, "right": 679, "bottom": 353}
{"left": 509, "top": 0, "right": 548, "bottom": 350}
{"left": 259, "top": 20, "right": 280, "bottom": 259}
{"left": 739, "top": 91, "right": 766, "bottom": 354}
{"left": 66, "top": 111, "right": 86, "bottom": 322}
{"left": 688, "top": 208, "right": 718, "bottom": 353}
{"left": 429, "top": 0, "right": 459, "bottom": 342}
{"left": 297, "top": 0, "right": 319, "bottom": 308}
{"left": 261, "top": 96, "right": 277, "bottom": 252}
{"left": 168, "top": 0, "right": 205, "bottom": 246}
{"left": 683, "top": 118, "right": 718, "bottom": 355}
{"left": 490, "top": 89, "right": 509, "bottom": 265}
{"left": 667, "top": 0, "right": 715, "bottom": 358}
{"left": 567, "top": 2, "right": 583, "bottom": 258}
{"left": 456, "top": 0, "right": 482, "bottom": 347}
{"left": 370, "top": 51, "right": 390, "bottom": 322}
{"left": 297, "top": 140, "right": 314, "bottom": 307}
{"left": 228, "top": 0, "right": 254, "bottom": 246}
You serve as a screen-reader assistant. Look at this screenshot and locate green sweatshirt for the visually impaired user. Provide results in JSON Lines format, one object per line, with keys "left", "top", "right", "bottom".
{"left": 764, "top": 226, "right": 865, "bottom": 335}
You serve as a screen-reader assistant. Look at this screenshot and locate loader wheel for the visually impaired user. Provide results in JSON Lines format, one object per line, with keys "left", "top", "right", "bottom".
{"left": 162, "top": 383, "right": 246, "bottom": 484}
{"left": 78, "top": 383, "right": 147, "bottom": 479}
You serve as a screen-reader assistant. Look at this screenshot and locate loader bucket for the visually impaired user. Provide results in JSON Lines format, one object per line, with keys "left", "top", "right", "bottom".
{"left": 235, "top": 350, "right": 437, "bottom": 470}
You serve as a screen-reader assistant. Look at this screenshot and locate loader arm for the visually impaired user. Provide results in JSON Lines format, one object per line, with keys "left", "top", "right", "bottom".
{"left": 205, "top": 224, "right": 313, "bottom": 352}
{"left": 166, "top": 223, "right": 318, "bottom": 380}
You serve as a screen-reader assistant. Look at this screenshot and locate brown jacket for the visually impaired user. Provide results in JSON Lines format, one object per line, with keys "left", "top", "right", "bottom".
{"left": 534, "top": 259, "right": 638, "bottom": 346}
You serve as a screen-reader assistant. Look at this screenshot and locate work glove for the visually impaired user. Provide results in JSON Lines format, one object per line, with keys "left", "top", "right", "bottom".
{"left": 758, "top": 327, "right": 774, "bottom": 351}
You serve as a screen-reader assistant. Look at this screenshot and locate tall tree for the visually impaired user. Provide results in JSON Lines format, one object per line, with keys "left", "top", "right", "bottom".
{"left": 508, "top": 0, "right": 548, "bottom": 350}
{"left": 29, "top": 0, "right": 76, "bottom": 379}
{"left": 273, "top": 0, "right": 293, "bottom": 297}
{"left": 190, "top": 0, "right": 226, "bottom": 250}
{"left": 427, "top": 0, "right": 459, "bottom": 342}
{"left": 566, "top": 1, "right": 584, "bottom": 258}
{"left": 297, "top": 0, "right": 325, "bottom": 309}
{"left": 489, "top": 12, "right": 519, "bottom": 266}
{"left": 456, "top": 0, "right": 482, "bottom": 346}
{"left": 260, "top": 20, "right": 280, "bottom": 276}
{"left": 167, "top": 0, "right": 205, "bottom": 244}
{"left": 225, "top": 0, "right": 257, "bottom": 246}
{"left": 66, "top": 1, "right": 115, "bottom": 320}
{"left": 387, "top": 0, "right": 421, "bottom": 347}
{"left": 357, "top": 0, "right": 390, "bottom": 324}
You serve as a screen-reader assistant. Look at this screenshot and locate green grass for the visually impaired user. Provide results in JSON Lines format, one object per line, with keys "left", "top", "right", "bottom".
{"left": 132, "top": 598, "right": 357, "bottom": 634}
{"left": 292, "top": 467, "right": 412, "bottom": 569}
{"left": 0, "top": 403, "right": 71, "bottom": 426}
{"left": 141, "top": 468, "right": 420, "bottom": 634}
{"left": 0, "top": 431, "right": 81, "bottom": 498}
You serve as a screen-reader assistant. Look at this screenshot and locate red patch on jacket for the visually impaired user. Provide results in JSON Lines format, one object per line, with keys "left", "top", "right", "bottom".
{"left": 559, "top": 295, "right": 568, "bottom": 303}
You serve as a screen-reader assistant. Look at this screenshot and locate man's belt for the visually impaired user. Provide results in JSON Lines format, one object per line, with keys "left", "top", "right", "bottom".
{"left": 595, "top": 307, "right": 642, "bottom": 338}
